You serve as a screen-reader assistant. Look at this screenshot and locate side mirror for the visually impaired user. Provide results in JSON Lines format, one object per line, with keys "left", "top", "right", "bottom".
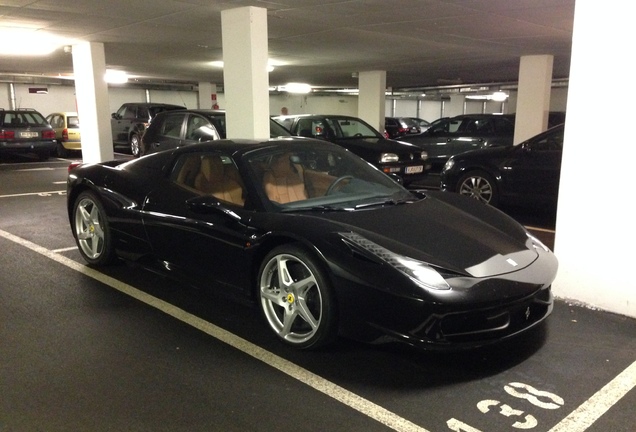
{"left": 186, "top": 196, "right": 242, "bottom": 222}
{"left": 111, "top": 113, "right": 119, "bottom": 120}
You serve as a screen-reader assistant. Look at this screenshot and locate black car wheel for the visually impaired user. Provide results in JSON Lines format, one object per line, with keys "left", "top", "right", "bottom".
{"left": 72, "top": 191, "right": 115, "bottom": 265}
{"left": 457, "top": 170, "right": 498, "bottom": 206}
{"left": 258, "top": 244, "right": 337, "bottom": 349}
{"left": 130, "top": 133, "right": 141, "bottom": 157}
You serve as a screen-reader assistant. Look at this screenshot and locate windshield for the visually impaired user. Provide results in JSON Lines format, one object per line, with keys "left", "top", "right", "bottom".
{"left": 245, "top": 144, "right": 414, "bottom": 211}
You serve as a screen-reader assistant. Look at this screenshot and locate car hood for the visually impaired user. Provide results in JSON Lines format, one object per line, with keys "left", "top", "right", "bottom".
{"left": 333, "top": 137, "right": 422, "bottom": 154}
{"left": 306, "top": 195, "right": 537, "bottom": 278}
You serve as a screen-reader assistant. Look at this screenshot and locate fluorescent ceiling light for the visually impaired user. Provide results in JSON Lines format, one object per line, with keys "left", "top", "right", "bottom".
{"left": 0, "top": 27, "right": 70, "bottom": 55}
{"left": 105, "top": 70, "right": 128, "bottom": 84}
{"left": 282, "top": 82, "right": 312, "bottom": 94}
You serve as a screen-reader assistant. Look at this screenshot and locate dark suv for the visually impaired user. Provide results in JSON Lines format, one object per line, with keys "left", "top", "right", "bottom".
{"left": 400, "top": 114, "right": 516, "bottom": 172}
{"left": 272, "top": 114, "right": 430, "bottom": 186}
{"left": 0, "top": 108, "right": 56, "bottom": 160}
{"left": 140, "top": 109, "right": 291, "bottom": 156}
{"left": 111, "top": 102, "right": 185, "bottom": 157}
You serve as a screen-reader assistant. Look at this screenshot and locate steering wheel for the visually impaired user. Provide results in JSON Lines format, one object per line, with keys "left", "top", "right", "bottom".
{"left": 326, "top": 175, "right": 353, "bottom": 195}
{"left": 353, "top": 133, "right": 363, "bottom": 137}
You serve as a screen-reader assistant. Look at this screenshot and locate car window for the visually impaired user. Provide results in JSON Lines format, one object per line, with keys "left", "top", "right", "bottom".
{"left": 2, "top": 111, "right": 48, "bottom": 127}
{"left": 170, "top": 152, "right": 245, "bottom": 207}
{"left": 429, "top": 118, "right": 460, "bottom": 134}
{"left": 121, "top": 106, "right": 137, "bottom": 120}
{"left": 530, "top": 129, "right": 564, "bottom": 152}
{"left": 246, "top": 146, "right": 410, "bottom": 210}
{"left": 47, "top": 114, "right": 61, "bottom": 128}
{"left": 116, "top": 105, "right": 128, "bottom": 119}
{"left": 493, "top": 117, "right": 514, "bottom": 134}
{"left": 159, "top": 113, "right": 184, "bottom": 138}
{"left": 334, "top": 117, "right": 377, "bottom": 138}
{"left": 137, "top": 106, "right": 150, "bottom": 120}
{"left": 67, "top": 116, "right": 80, "bottom": 128}
{"left": 185, "top": 115, "right": 219, "bottom": 141}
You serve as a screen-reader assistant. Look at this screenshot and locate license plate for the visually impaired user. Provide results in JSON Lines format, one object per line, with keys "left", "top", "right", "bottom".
{"left": 19, "top": 131, "right": 38, "bottom": 138}
{"left": 405, "top": 165, "right": 423, "bottom": 174}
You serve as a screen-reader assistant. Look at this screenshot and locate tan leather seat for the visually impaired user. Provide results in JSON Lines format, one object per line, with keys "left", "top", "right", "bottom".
{"left": 263, "top": 153, "right": 307, "bottom": 204}
{"left": 194, "top": 156, "right": 244, "bottom": 206}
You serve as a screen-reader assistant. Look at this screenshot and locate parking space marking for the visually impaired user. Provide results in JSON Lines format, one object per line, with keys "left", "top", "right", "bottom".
{"left": 0, "top": 190, "right": 66, "bottom": 198}
{"left": 548, "top": 360, "right": 636, "bottom": 432}
{"left": 0, "top": 228, "right": 429, "bottom": 432}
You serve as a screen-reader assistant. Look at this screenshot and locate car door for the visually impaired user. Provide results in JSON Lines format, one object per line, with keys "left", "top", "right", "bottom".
{"left": 448, "top": 117, "right": 493, "bottom": 156}
{"left": 111, "top": 105, "right": 134, "bottom": 144}
{"left": 144, "top": 112, "right": 185, "bottom": 153}
{"left": 141, "top": 151, "right": 254, "bottom": 292}
{"left": 501, "top": 128, "right": 564, "bottom": 203}
{"left": 45, "top": 114, "right": 63, "bottom": 139}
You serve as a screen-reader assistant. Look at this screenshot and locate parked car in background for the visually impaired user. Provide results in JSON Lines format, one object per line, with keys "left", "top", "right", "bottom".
{"left": 384, "top": 117, "right": 421, "bottom": 139}
{"left": 111, "top": 102, "right": 185, "bottom": 157}
{"left": 400, "top": 114, "right": 517, "bottom": 173}
{"left": 141, "top": 109, "right": 291, "bottom": 156}
{"left": 0, "top": 108, "right": 56, "bottom": 160}
{"left": 440, "top": 123, "right": 564, "bottom": 209}
{"left": 67, "top": 137, "right": 557, "bottom": 350}
{"left": 272, "top": 114, "right": 430, "bottom": 186}
{"left": 46, "top": 111, "right": 81, "bottom": 157}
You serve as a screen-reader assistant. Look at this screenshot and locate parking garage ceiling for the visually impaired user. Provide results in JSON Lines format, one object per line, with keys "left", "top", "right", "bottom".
{"left": 0, "top": 0, "right": 575, "bottom": 92}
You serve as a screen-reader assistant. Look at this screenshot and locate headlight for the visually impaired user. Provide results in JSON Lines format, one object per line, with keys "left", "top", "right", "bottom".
{"left": 380, "top": 153, "right": 399, "bottom": 163}
{"left": 340, "top": 232, "right": 450, "bottom": 290}
{"left": 420, "top": 151, "right": 428, "bottom": 160}
{"left": 443, "top": 158, "right": 454, "bottom": 172}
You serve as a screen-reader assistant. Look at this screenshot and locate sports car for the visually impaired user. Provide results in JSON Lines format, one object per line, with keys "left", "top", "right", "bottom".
{"left": 67, "top": 137, "right": 557, "bottom": 350}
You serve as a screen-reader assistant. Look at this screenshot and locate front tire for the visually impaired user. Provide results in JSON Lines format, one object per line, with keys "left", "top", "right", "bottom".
{"left": 130, "top": 133, "right": 141, "bottom": 157}
{"left": 258, "top": 244, "right": 338, "bottom": 349}
{"left": 457, "top": 170, "right": 498, "bottom": 206}
{"left": 72, "top": 191, "right": 115, "bottom": 265}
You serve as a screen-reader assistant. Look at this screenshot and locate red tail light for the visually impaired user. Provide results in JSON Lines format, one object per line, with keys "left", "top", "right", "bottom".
{"left": 62, "top": 128, "right": 69, "bottom": 141}
{"left": 0, "top": 130, "right": 15, "bottom": 139}
{"left": 42, "top": 130, "right": 56, "bottom": 139}
{"left": 68, "top": 162, "right": 82, "bottom": 173}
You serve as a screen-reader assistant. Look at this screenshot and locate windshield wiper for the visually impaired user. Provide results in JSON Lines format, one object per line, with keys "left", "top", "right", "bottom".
{"left": 281, "top": 205, "right": 353, "bottom": 213}
{"left": 354, "top": 198, "right": 413, "bottom": 209}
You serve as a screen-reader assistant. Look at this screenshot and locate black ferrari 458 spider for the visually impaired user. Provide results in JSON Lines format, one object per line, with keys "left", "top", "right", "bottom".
{"left": 67, "top": 137, "right": 557, "bottom": 350}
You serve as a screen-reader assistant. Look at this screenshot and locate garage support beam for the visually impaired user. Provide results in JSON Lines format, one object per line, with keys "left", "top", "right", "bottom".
{"left": 71, "top": 42, "right": 113, "bottom": 163}
{"left": 358, "top": 71, "right": 386, "bottom": 133}
{"left": 221, "top": 7, "right": 270, "bottom": 139}
{"left": 554, "top": 2, "right": 635, "bottom": 318}
{"left": 513, "top": 55, "right": 554, "bottom": 145}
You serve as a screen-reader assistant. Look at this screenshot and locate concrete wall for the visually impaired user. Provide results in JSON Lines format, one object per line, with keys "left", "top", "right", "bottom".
{"left": 2, "top": 82, "right": 569, "bottom": 124}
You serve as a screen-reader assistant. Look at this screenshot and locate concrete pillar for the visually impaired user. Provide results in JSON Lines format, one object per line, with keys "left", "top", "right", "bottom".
{"left": 513, "top": 55, "right": 553, "bottom": 144}
{"left": 71, "top": 42, "right": 113, "bottom": 163}
{"left": 198, "top": 82, "right": 217, "bottom": 109}
{"left": 553, "top": 1, "right": 635, "bottom": 318}
{"left": 358, "top": 71, "right": 386, "bottom": 133}
{"left": 221, "top": 7, "right": 269, "bottom": 139}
